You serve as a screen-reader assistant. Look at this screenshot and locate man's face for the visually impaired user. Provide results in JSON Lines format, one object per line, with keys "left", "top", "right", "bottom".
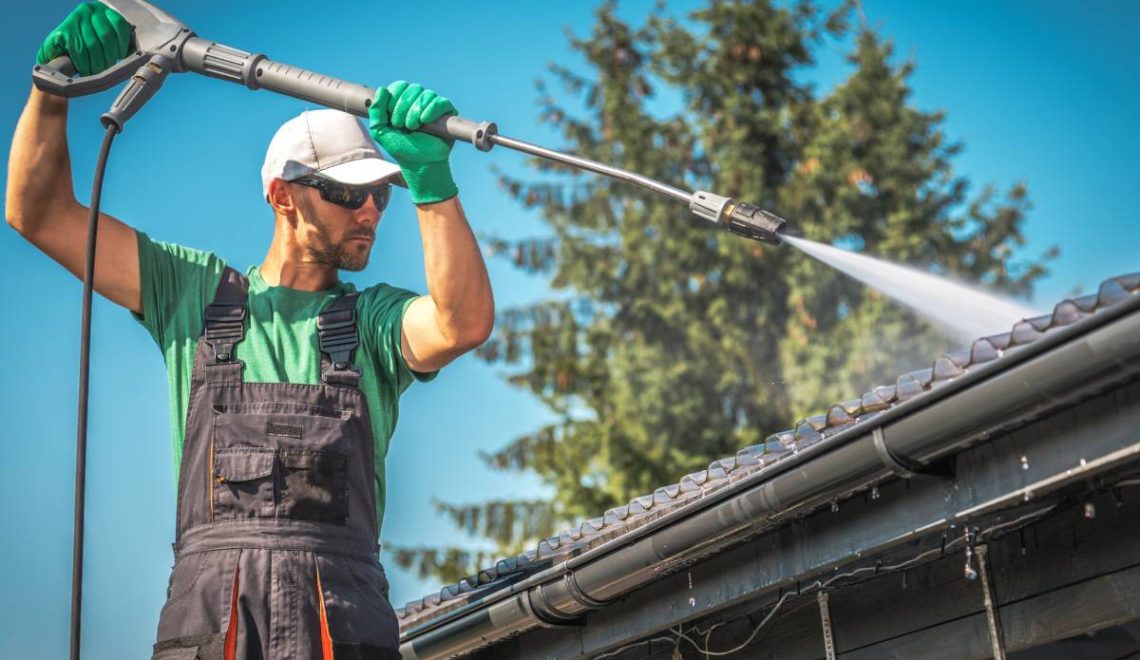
{"left": 290, "top": 182, "right": 382, "bottom": 272}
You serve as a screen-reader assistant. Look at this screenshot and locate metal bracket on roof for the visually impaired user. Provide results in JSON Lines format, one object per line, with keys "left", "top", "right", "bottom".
{"left": 872, "top": 427, "right": 956, "bottom": 479}
{"left": 817, "top": 591, "right": 837, "bottom": 660}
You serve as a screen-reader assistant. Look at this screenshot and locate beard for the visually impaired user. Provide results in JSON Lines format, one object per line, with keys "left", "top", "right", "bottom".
{"left": 296, "top": 193, "right": 374, "bottom": 272}
{"left": 306, "top": 241, "right": 370, "bottom": 272}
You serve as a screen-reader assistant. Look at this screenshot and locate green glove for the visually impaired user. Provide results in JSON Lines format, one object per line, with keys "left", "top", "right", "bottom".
{"left": 369, "top": 81, "right": 459, "bottom": 205}
{"left": 36, "top": 2, "right": 132, "bottom": 78}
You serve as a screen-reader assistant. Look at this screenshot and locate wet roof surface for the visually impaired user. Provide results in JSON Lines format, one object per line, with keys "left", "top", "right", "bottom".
{"left": 397, "top": 272, "right": 1140, "bottom": 629}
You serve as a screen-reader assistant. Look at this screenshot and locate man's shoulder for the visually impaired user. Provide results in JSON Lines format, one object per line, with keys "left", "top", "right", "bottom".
{"left": 132, "top": 231, "right": 230, "bottom": 347}
{"left": 353, "top": 282, "right": 421, "bottom": 332}
{"left": 356, "top": 281, "right": 420, "bottom": 306}
{"left": 137, "top": 230, "right": 224, "bottom": 268}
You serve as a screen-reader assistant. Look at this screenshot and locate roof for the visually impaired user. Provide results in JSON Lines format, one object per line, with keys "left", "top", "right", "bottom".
{"left": 396, "top": 272, "right": 1140, "bottom": 633}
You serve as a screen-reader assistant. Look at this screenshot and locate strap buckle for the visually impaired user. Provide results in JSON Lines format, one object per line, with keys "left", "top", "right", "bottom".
{"left": 317, "top": 305, "right": 359, "bottom": 372}
{"left": 204, "top": 303, "right": 246, "bottom": 363}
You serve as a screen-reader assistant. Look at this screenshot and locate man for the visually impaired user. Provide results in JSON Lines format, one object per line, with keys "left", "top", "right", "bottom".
{"left": 8, "top": 3, "right": 493, "bottom": 659}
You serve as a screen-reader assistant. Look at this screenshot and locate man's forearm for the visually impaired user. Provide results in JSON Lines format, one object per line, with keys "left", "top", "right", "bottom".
{"left": 414, "top": 197, "right": 494, "bottom": 347}
{"left": 6, "top": 87, "right": 79, "bottom": 235}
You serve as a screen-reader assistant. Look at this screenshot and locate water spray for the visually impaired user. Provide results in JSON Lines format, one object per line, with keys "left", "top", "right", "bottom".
{"left": 784, "top": 235, "right": 1039, "bottom": 342}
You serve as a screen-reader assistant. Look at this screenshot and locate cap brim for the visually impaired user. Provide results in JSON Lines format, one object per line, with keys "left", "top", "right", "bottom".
{"left": 317, "top": 158, "right": 406, "bottom": 188}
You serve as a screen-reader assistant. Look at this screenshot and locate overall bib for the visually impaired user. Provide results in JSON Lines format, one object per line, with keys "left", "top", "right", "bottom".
{"left": 152, "top": 269, "right": 401, "bottom": 660}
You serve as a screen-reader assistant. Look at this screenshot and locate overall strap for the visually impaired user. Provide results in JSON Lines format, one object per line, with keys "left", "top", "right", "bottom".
{"left": 203, "top": 267, "right": 249, "bottom": 383}
{"left": 317, "top": 292, "right": 361, "bottom": 387}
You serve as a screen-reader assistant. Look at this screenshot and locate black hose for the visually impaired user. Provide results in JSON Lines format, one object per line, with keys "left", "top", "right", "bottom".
{"left": 71, "top": 124, "right": 118, "bottom": 660}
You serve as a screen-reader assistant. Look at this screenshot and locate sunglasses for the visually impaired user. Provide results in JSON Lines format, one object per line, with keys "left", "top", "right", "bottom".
{"left": 292, "top": 175, "right": 392, "bottom": 211}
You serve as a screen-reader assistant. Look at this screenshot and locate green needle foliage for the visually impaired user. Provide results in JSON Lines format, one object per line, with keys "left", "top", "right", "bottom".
{"left": 391, "top": 0, "right": 1054, "bottom": 585}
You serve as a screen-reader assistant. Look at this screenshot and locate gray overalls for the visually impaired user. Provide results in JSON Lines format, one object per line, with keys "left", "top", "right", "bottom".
{"left": 152, "top": 269, "right": 401, "bottom": 660}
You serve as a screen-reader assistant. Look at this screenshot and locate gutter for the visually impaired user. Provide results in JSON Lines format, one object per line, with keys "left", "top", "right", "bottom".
{"left": 401, "top": 290, "right": 1140, "bottom": 659}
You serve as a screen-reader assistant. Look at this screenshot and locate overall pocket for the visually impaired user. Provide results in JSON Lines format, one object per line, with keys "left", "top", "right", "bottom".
{"left": 211, "top": 406, "right": 353, "bottom": 525}
{"left": 281, "top": 449, "right": 349, "bottom": 525}
{"left": 212, "top": 448, "right": 276, "bottom": 520}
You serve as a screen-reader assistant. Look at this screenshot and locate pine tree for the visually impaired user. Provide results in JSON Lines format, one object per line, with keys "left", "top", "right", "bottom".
{"left": 390, "top": 0, "right": 1053, "bottom": 584}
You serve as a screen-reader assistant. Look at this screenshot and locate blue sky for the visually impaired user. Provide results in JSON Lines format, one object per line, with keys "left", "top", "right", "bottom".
{"left": 1, "top": 1, "right": 1137, "bottom": 657}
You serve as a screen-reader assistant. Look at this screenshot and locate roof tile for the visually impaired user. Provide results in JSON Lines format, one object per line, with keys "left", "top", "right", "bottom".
{"left": 894, "top": 371, "right": 927, "bottom": 400}
{"left": 969, "top": 338, "right": 1002, "bottom": 364}
{"left": 826, "top": 405, "right": 855, "bottom": 426}
{"left": 932, "top": 356, "right": 965, "bottom": 381}
{"left": 1010, "top": 319, "right": 1044, "bottom": 345}
{"left": 1099, "top": 279, "right": 1130, "bottom": 306}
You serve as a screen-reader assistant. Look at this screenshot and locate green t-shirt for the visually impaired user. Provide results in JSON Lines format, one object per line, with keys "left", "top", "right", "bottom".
{"left": 132, "top": 230, "right": 435, "bottom": 533}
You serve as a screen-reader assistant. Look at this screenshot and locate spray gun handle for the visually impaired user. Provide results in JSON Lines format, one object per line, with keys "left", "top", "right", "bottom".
{"left": 34, "top": 52, "right": 151, "bottom": 98}
{"left": 33, "top": 0, "right": 190, "bottom": 98}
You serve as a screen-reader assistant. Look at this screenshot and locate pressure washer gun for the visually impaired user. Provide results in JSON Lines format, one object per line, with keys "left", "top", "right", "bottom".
{"left": 32, "top": 0, "right": 786, "bottom": 244}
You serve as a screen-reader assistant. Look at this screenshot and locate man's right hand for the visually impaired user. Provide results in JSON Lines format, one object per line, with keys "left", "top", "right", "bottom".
{"left": 37, "top": 2, "right": 132, "bottom": 77}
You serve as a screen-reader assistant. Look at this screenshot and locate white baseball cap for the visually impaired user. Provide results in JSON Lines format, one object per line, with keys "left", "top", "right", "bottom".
{"left": 260, "top": 109, "right": 404, "bottom": 199}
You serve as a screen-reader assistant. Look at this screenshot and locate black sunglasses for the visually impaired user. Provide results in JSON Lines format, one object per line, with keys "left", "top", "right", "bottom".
{"left": 292, "top": 175, "right": 392, "bottom": 211}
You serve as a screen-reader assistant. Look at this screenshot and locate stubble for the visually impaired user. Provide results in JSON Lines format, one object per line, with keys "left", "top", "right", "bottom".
{"left": 295, "top": 192, "right": 372, "bottom": 272}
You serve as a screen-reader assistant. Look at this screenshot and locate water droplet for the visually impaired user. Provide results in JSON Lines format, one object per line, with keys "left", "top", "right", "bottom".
{"left": 830, "top": 500, "right": 839, "bottom": 513}
{"left": 1020, "top": 455, "right": 1029, "bottom": 471}
{"left": 1079, "top": 458, "right": 1087, "bottom": 467}
{"left": 1023, "top": 490, "right": 1034, "bottom": 502}
{"left": 871, "top": 486, "right": 881, "bottom": 500}
{"left": 963, "top": 546, "right": 978, "bottom": 580}
{"left": 1084, "top": 502, "right": 1096, "bottom": 519}
{"left": 688, "top": 596, "right": 696, "bottom": 607}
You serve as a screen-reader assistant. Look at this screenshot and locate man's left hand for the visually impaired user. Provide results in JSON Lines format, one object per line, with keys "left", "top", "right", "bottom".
{"left": 369, "top": 81, "right": 458, "bottom": 205}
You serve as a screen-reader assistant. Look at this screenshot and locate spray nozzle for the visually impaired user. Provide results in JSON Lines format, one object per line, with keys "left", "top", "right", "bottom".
{"left": 725, "top": 201, "right": 786, "bottom": 245}
{"left": 689, "top": 191, "right": 786, "bottom": 245}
